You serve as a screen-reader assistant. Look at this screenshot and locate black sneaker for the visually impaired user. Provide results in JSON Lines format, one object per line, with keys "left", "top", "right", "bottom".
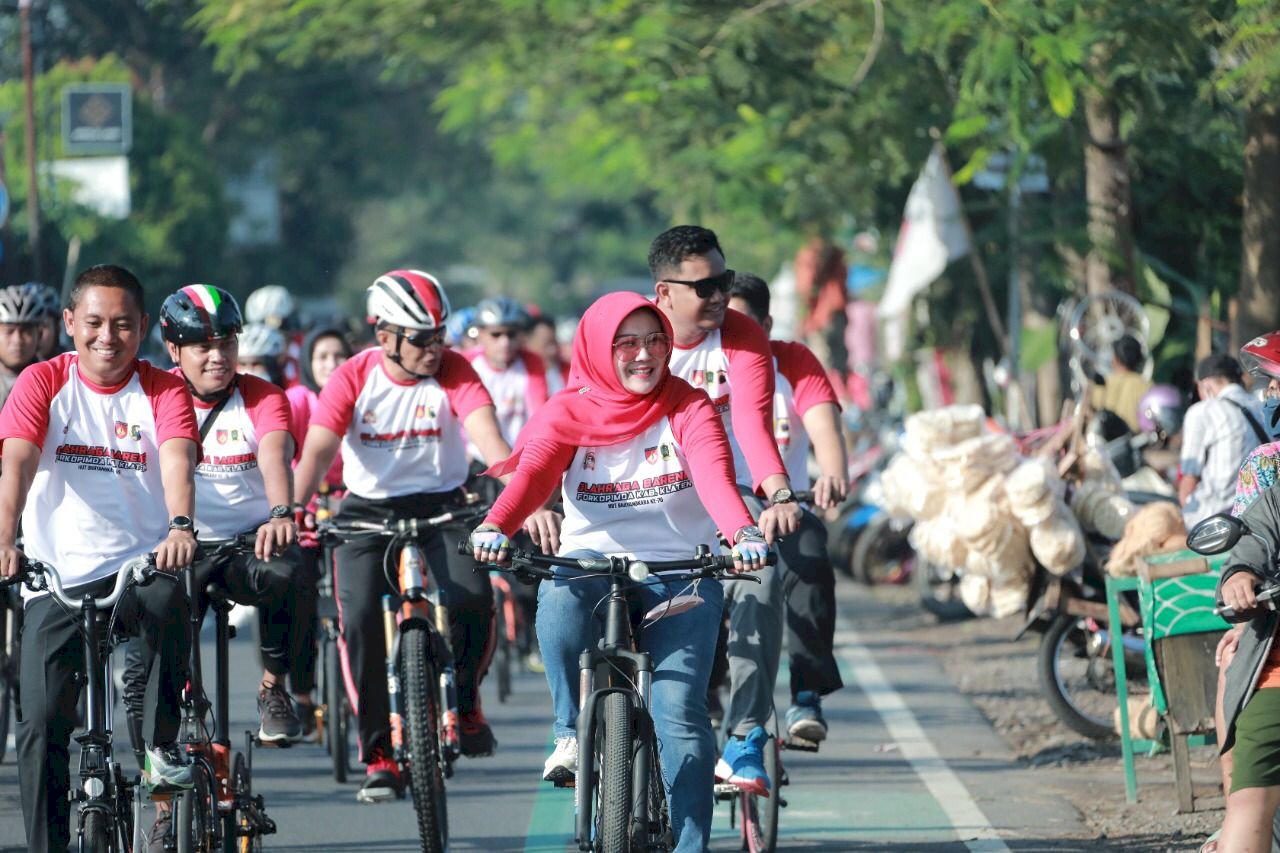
{"left": 459, "top": 708, "right": 497, "bottom": 757}
{"left": 257, "top": 682, "right": 303, "bottom": 744}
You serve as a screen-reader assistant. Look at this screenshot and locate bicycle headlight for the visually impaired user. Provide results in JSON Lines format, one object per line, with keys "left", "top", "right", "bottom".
{"left": 628, "top": 561, "right": 650, "bottom": 582}
{"left": 83, "top": 777, "right": 105, "bottom": 798}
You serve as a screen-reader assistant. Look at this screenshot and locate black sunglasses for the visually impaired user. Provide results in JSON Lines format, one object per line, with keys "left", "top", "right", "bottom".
{"left": 663, "top": 269, "right": 735, "bottom": 299}
{"left": 400, "top": 328, "right": 446, "bottom": 349}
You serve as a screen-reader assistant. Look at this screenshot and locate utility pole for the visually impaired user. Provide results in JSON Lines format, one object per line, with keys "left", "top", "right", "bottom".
{"left": 20, "top": 0, "right": 42, "bottom": 280}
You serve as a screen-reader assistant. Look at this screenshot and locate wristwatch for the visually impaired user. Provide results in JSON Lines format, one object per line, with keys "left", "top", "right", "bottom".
{"left": 734, "top": 525, "right": 765, "bottom": 543}
{"left": 169, "top": 516, "right": 195, "bottom": 533}
{"left": 769, "top": 488, "right": 795, "bottom": 506}
{"left": 270, "top": 504, "right": 292, "bottom": 519}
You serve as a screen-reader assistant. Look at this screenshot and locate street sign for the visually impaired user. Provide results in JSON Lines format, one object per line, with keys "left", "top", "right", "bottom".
{"left": 61, "top": 84, "right": 132, "bottom": 155}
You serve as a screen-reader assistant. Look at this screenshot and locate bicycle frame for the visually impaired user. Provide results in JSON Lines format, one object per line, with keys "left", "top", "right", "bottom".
{"left": 383, "top": 536, "right": 461, "bottom": 767}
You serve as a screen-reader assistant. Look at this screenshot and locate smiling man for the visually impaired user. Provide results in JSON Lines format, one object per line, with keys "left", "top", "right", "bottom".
{"left": 650, "top": 225, "right": 801, "bottom": 796}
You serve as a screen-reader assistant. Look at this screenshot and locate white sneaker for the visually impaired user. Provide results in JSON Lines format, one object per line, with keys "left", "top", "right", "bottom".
{"left": 542, "top": 736, "right": 578, "bottom": 784}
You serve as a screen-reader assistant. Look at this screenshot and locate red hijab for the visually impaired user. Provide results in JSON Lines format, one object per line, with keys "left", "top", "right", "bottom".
{"left": 485, "top": 292, "right": 701, "bottom": 477}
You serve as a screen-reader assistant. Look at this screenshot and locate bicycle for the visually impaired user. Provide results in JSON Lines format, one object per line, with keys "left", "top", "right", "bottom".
{"left": 0, "top": 579, "right": 19, "bottom": 764}
{"left": 470, "top": 543, "right": 769, "bottom": 853}
{"left": 489, "top": 568, "right": 531, "bottom": 703}
{"left": 0, "top": 554, "right": 163, "bottom": 853}
{"left": 171, "top": 531, "right": 279, "bottom": 853}
{"left": 320, "top": 500, "right": 488, "bottom": 853}
{"left": 310, "top": 489, "right": 354, "bottom": 783}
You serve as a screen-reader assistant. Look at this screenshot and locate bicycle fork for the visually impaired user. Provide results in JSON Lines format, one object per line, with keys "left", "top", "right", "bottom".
{"left": 382, "top": 593, "right": 462, "bottom": 767}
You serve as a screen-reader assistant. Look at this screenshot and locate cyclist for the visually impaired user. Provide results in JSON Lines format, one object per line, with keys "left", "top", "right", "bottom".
{"left": 470, "top": 291, "right": 770, "bottom": 853}
{"left": 527, "top": 314, "right": 568, "bottom": 394}
{"left": 729, "top": 272, "right": 847, "bottom": 743}
{"left": 465, "top": 296, "right": 548, "bottom": 452}
{"left": 238, "top": 322, "right": 289, "bottom": 387}
{"left": 28, "top": 281, "right": 64, "bottom": 362}
{"left": 244, "top": 285, "right": 302, "bottom": 385}
{"left": 286, "top": 326, "right": 354, "bottom": 735}
{"left": 0, "top": 264, "right": 198, "bottom": 853}
{"left": 131, "top": 284, "right": 305, "bottom": 743}
{"left": 0, "top": 283, "right": 48, "bottom": 409}
{"left": 650, "top": 225, "right": 801, "bottom": 795}
{"left": 292, "top": 269, "right": 558, "bottom": 803}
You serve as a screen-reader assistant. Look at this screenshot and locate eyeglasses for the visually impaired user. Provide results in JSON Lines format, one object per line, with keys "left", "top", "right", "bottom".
{"left": 400, "top": 329, "right": 446, "bottom": 350}
{"left": 612, "top": 332, "right": 672, "bottom": 362}
{"left": 663, "top": 269, "right": 735, "bottom": 300}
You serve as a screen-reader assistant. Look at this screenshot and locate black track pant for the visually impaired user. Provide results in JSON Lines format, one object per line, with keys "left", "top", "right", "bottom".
{"left": 332, "top": 491, "right": 493, "bottom": 763}
{"left": 288, "top": 546, "right": 321, "bottom": 696}
{"left": 18, "top": 575, "right": 189, "bottom": 853}
{"left": 778, "top": 509, "right": 843, "bottom": 699}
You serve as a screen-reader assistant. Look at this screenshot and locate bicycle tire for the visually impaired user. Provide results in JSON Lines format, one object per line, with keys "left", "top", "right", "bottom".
{"left": 597, "top": 692, "right": 632, "bottom": 853}
{"left": 495, "top": 602, "right": 513, "bottom": 703}
{"left": 1037, "top": 613, "right": 1118, "bottom": 740}
{"left": 176, "top": 768, "right": 212, "bottom": 853}
{"left": 913, "top": 557, "right": 974, "bottom": 622}
{"left": 82, "top": 808, "right": 112, "bottom": 853}
{"left": 112, "top": 766, "right": 136, "bottom": 853}
{"left": 402, "top": 625, "right": 448, "bottom": 853}
{"left": 324, "top": 634, "right": 348, "bottom": 782}
{"left": 226, "top": 751, "right": 263, "bottom": 853}
{"left": 850, "top": 514, "right": 913, "bottom": 587}
{"left": 741, "top": 736, "right": 780, "bottom": 853}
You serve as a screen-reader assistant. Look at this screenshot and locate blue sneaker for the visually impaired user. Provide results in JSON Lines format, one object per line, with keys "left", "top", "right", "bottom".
{"left": 786, "top": 691, "right": 828, "bottom": 743}
{"left": 715, "top": 726, "right": 770, "bottom": 797}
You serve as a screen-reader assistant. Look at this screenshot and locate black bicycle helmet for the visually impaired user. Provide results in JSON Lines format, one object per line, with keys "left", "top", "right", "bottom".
{"left": 160, "top": 284, "right": 244, "bottom": 345}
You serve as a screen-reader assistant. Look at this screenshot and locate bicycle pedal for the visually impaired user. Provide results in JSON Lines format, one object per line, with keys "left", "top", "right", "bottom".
{"left": 783, "top": 737, "right": 819, "bottom": 752}
{"left": 713, "top": 783, "right": 741, "bottom": 797}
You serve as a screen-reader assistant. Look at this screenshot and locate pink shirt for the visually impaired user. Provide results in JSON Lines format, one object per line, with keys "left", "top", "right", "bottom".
{"left": 287, "top": 384, "right": 344, "bottom": 492}
{"left": 0, "top": 354, "right": 198, "bottom": 593}
{"left": 486, "top": 390, "right": 754, "bottom": 544}
{"left": 311, "top": 348, "right": 493, "bottom": 499}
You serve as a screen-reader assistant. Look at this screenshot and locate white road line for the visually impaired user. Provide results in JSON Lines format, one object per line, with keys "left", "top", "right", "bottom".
{"left": 836, "top": 622, "right": 1012, "bottom": 853}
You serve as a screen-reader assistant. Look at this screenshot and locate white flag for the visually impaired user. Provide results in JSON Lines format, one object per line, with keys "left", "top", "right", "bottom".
{"left": 877, "top": 145, "right": 970, "bottom": 319}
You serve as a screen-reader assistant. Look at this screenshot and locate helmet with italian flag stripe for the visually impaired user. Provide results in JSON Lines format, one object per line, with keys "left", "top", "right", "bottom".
{"left": 160, "top": 284, "right": 244, "bottom": 345}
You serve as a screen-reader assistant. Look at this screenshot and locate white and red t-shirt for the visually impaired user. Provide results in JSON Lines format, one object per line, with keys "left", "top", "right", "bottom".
{"left": 559, "top": 418, "right": 719, "bottom": 560}
{"left": 183, "top": 373, "right": 292, "bottom": 540}
{"left": 311, "top": 348, "right": 493, "bottom": 499}
{"left": 465, "top": 350, "right": 548, "bottom": 456}
{"left": 486, "top": 393, "right": 755, "bottom": 557}
{"left": 770, "top": 341, "right": 841, "bottom": 491}
{"left": 666, "top": 310, "right": 785, "bottom": 491}
{"left": 0, "top": 355, "right": 199, "bottom": 595}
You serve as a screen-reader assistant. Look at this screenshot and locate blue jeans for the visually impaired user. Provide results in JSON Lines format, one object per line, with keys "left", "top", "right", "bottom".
{"left": 537, "top": 558, "right": 724, "bottom": 853}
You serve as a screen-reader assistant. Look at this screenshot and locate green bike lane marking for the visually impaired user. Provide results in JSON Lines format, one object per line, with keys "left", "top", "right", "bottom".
{"left": 523, "top": 733, "right": 576, "bottom": 852}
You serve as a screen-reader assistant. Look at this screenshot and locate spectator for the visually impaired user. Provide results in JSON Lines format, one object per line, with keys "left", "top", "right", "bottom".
{"left": 1179, "top": 353, "right": 1267, "bottom": 527}
{"left": 1090, "top": 334, "right": 1151, "bottom": 433}
{"left": 793, "top": 239, "right": 848, "bottom": 378}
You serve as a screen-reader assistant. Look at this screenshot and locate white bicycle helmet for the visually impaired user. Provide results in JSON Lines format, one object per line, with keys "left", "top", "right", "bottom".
{"left": 238, "top": 323, "right": 286, "bottom": 359}
{"left": 366, "top": 269, "right": 450, "bottom": 331}
{"left": 244, "top": 285, "right": 296, "bottom": 327}
{"left": 0, "top": 283, "right": 52, "bottom": 325}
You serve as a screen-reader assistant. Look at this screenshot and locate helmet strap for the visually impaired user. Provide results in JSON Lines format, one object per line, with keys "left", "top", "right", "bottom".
{"left": 385, "top": 332, "right": 433, "bottom": 381}
{"left": 184, "top": 371, "right": 239, "bottom": 406}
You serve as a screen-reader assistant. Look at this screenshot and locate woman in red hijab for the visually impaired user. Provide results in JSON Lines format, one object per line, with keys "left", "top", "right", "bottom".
{"left": 471, "top": 292, "right": 768, "bottom": 853}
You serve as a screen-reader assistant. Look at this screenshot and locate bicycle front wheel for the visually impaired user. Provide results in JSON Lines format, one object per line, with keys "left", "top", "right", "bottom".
{"left": 323, "top": 633, "right": 349, "bottom": 782}
{"left": 597, "top": 692, "right": 633, "bottom": 853}
{"left": 402, "top": 625, "right": 448, "bottom": 853}
{"left": 81, "top": 807, "right": 112, "bottom": 853}
{"left": 741, "top": 736, "right": 780, "bottom": 853}
{"left": 176, "top": 767, "right": 213, "bottom": 853}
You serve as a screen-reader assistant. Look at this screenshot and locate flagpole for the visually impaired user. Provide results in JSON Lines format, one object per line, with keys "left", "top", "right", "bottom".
{"left": 931, "top": 140, "right": 1009, "bottom": 359}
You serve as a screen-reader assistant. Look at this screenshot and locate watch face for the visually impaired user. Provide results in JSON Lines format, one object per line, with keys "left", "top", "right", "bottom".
{"left": 772, "top": 489, "right": 794, "bottom": 503}
{"left": 170, "top": 516, "right": 193, "bottom": 529}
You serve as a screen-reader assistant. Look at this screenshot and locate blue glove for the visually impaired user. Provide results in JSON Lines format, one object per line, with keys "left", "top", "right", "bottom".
{"left": 731, "top": 534, "right": 770, "bottom": 571}
{"left": 470, "top": 525, "right": 510, "bottom": 562}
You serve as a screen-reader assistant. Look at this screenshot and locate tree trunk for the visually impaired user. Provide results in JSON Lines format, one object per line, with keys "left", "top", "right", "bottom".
{"left": 1083, "top": 47, "right": 1135, "bottom": 297}
{"left": 1235, "top": 104, "right": 1280, "bottom": 350}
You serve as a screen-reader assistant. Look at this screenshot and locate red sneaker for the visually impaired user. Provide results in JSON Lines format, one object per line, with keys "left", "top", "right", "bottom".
{"left": 459, "top": 708, "right": 497, "bottom": 757}
{"left": 357, "top": 748, "right": 402, "bottom": 803}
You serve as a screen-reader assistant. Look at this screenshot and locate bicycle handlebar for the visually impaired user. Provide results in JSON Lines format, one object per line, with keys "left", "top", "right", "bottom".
{"left": 458, "top": 540, "right": 771, "bottom": 584}
{"left": 1, "top": 554, "right": 159, "bottom": 609}
{"left": 321, "top": 504, "right": 491, "bottom": 542}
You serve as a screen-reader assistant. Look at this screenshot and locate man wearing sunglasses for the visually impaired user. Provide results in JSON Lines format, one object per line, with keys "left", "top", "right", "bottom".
{"left": 292, "top": 269, "right": 561, "bottom": 803}
{"left": 651, "top": 225, "right": 802, "bottom": 797}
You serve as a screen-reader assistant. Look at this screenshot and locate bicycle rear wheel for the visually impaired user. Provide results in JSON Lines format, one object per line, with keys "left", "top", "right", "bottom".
{"left": 740, "top": 736, "right": 780, "bottom": 853}
{"left": 177, "top": 765, "right": 213, "bottom": 853}
{"left": 597, "top": 692, "right": 633, "bottom": 853}
{"left": 402, "top": 625, "right": 448, "bottom": 853}
{"left": 494, "top": 599, "right": 513, "bottom": 703}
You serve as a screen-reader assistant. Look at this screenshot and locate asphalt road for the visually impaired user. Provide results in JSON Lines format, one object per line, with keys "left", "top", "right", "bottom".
{"left": 0, "top": 582, "right": 1091, "bottom": 852}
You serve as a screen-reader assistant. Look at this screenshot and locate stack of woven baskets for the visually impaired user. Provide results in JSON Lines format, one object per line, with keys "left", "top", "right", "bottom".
{"left": 882, "top": 405, "right": 1089, "bottom": 618}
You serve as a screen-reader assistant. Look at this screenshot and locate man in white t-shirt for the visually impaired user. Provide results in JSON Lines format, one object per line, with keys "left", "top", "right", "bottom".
{"left": 293, "top": 269, "right": 560, "bottom": 803}
{"left": 465, "top": 296, "right": 548, "bottom": 456}
{"left": 650, "top": 225, "right": 802, "bottom": 795}
{"left": 126, "top": 285, "right": 304, "bottom": 744}
{"left": 1180, "top": 353, "right": 1267, "bottom": 527}
{"left": 0, "top": 265, "right": 199, "bottom": 853}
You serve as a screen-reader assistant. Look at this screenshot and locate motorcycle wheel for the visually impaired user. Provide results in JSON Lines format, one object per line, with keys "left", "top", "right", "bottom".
{"left": 1037, "top": 613, "right": 1120, "bottom": 740}
{"left": 914, "top": 558, "right": 974, "bottom": 622}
